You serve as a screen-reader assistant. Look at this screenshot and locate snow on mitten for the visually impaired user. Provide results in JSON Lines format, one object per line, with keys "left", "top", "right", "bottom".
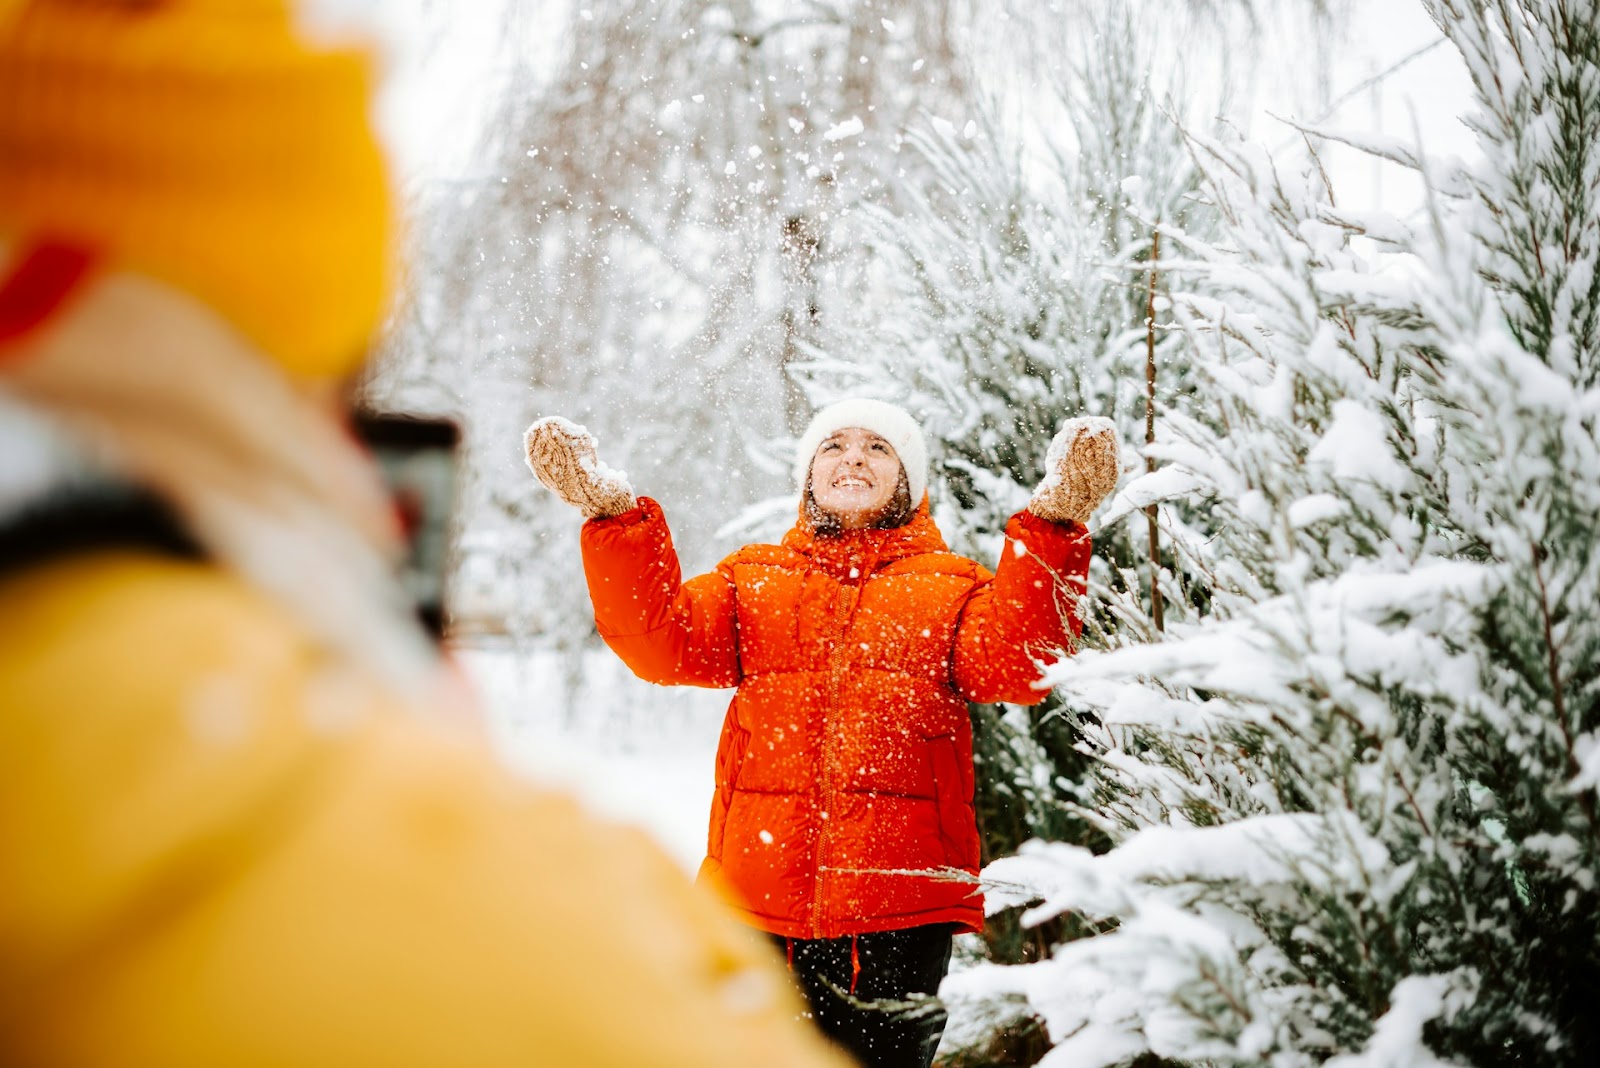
{"left": 523, "top": 416, "right": 637, "bottom": 519}
{"left": 1027, "top": 416, "right": 1121, "bottom": 526}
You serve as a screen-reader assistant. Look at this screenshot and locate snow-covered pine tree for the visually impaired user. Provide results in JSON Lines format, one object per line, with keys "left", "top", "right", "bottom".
{"left": 953, "top": 1, "right": 1600, "bottom": 1065}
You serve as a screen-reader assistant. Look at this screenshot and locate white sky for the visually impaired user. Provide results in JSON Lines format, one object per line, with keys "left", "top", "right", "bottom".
{"left": 1313, "top": 0, "right": 1478, "bottom": 217}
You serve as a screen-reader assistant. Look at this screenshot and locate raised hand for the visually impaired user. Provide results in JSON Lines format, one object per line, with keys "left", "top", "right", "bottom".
{"left": 1027, "top": 416, "right": 1120, "bottom": 527}
{"left": 523, "top": 417, "right": 637, "bottom": 520}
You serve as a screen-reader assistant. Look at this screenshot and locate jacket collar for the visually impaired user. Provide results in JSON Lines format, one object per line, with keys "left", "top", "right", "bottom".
{"left": 780, "top": 498, "right": 947, "bottom": 578}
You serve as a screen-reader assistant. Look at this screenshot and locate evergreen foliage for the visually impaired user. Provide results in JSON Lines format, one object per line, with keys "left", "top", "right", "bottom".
{"left": 940, "top": 1, "right": 1600, "bottom": 1065}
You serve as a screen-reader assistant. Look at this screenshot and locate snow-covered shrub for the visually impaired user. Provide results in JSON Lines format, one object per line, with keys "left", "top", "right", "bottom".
{"left": 958, "top": 1, "right": 1600, "bottom": 1065}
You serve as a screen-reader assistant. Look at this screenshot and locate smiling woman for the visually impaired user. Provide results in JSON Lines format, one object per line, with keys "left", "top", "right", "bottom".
{"left": 808, "top": 427, "right": 907, "bottom": 530}
{"left": 525, "top": 398, "right": 1120, "bottom": 1068}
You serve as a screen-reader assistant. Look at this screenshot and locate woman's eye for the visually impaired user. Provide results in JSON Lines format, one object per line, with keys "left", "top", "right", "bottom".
{"left": 871, "top": 443, "right": 888, "bottom": 452}
{"left": 822, "top": 442, "right": 841, "bottom": 451}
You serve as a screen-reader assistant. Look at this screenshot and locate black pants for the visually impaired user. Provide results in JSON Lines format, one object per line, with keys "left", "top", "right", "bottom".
{"left": 768, "top": 924, "right": 955, "bottom": 1068}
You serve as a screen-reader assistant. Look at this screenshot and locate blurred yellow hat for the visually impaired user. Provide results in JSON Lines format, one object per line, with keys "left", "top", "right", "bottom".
{"left": 0, "top": 0, "right": 391, "bottom": 378}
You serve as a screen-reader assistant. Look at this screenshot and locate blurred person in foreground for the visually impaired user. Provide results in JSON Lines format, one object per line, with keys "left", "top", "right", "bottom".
{"left": 0, "top": 2, "right": 851, "bottom": 1066}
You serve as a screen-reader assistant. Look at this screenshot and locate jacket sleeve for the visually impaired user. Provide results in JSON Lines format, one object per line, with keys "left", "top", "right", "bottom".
{"left": 0, "top": 554, "right": 851, "bottom": 1068}
{"left": 580, "top": 496, "right": 739, "bottom": 688}
{"left": 952, "top": 510, "right": 1092, "bottom": 705}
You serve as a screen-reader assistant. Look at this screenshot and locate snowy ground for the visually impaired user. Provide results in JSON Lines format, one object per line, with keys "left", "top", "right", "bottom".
{"left": 455, "top": 638, "right": 727, "bottom": 871}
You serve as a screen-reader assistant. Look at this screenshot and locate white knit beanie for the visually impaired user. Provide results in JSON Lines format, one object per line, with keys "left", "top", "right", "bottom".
{"left": 794, "top": 399, "right": 929, "bottom": 505}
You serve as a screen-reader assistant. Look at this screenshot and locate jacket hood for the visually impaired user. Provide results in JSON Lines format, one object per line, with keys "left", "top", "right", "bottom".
{"left": 780, "top": 495, "right": 946, "bottom": 576}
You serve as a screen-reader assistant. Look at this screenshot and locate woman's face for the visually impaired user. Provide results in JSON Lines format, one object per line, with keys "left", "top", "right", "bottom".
{"left": 809, "top": 427, "right": 903, "bottom": 530}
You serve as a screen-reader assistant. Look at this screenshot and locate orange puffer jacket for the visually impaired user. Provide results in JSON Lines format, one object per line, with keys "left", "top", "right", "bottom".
{"left": 582, "top": 497, "right": 1091, "bottom": 939}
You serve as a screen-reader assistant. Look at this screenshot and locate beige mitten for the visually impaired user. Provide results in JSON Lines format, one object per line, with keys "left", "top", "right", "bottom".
{"left": 1027, "top": 416, "right": 1121, "bottom": 526}
{"left": 523, "top": 417, "right": 637, "bottom": 519}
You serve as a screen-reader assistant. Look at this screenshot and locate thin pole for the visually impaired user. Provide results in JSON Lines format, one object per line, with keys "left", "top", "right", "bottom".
{"left": 1145, "top": 227, "right": 1164, "bottom": 634}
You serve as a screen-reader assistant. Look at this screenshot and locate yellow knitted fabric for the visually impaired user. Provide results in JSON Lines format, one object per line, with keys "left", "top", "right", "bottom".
{"left": 0, "top": 0, "right": 391, "bottom": 379}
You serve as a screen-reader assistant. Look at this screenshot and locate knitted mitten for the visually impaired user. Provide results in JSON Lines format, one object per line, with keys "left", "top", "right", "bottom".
{"left": 523, "top": 417, "right": 637, "bottom": 520}
{"left": 1027, "top": 416, "right": 1121, "bottom": 526}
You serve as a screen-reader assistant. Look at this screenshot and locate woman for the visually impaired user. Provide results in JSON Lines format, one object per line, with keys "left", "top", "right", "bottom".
{"left": 526, "top": 399, "right": 1118, "bottom": 1067}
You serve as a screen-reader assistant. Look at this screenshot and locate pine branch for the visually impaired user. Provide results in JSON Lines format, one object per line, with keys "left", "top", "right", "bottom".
{"left": 1530, "top": 538, "right": 1600, "bottom": 841}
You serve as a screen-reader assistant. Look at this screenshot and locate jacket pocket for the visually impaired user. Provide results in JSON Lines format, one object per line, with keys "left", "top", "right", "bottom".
{"left": 708, "top": 723, "right": 750, "bottom": 861}
{"left": 928, "top": 734, "right": 972, "bottom": 866}
{"left": 718, "top": 723, "right": 752, "bottom": 789}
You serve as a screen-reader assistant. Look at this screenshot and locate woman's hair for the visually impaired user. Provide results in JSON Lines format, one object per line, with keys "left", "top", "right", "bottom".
{"left": 805, "top": 467, "right": 915, "bottom": 536}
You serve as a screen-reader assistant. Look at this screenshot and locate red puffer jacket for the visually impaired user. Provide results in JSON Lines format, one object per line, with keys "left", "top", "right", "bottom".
{"left": 581, "top": 497, "right": 1091, "bottom": 939}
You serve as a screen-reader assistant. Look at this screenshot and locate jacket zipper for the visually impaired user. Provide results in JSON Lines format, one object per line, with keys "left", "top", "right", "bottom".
{"left": 813, "top": 580, "right": 856, "bottom": 938}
